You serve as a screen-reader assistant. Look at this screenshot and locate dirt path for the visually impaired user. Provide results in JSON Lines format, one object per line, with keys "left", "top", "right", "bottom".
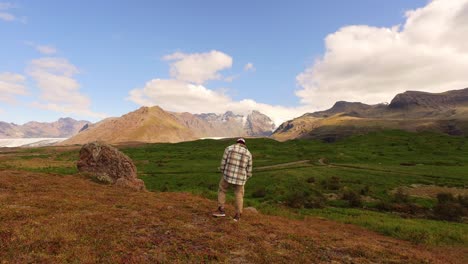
{"left": 316, "top": 158, "right": 463, "bottom": 181}
{"left": 255, "top": 160, "right": 311, "bottom": 170}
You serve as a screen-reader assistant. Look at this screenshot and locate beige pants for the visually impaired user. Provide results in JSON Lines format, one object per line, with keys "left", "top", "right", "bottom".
{"left": 217, "top": 178, "right": 245, "bottom": 214}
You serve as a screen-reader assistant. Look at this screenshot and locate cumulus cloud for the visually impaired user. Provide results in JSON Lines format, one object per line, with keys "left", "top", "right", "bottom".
{"left": 296, "top": 0, "right": 468, "bottom": 109}
{"left": 128, "top": 78, "right": 306, "bottom": 126}
{"left": 163, "top": 50, "right": 233, "bottom": 84}
{"left": 244, "top": 63, "right": 256, "bottom": 72}
{"left": 0, "top": 72, "right": 28, "bottom": 103}
{"left": 36, "top": 45, "right": 57, "bottom": 55}
{"left": 129, "top": 50, "right": 307, "bottom": 125}
{"left": 28, "top": 57, "right": 107, "bottom": 119}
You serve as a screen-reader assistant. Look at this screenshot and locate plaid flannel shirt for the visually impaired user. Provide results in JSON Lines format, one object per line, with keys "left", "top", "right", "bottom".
{"left": 220, "top": 143, "right": 253, "bottom": 185}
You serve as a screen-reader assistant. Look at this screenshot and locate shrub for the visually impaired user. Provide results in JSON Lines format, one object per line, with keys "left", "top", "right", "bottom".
{"left": 285, "top": 191, "right": 325, "bottom": 209}
{"left": 161, "top": 184, "right": 169, "bottom": 192}
{"left": 252, "top": 188, "right": 267, "bottom": 198}
{"left": 434, "top": 192, "right": 467, "bottom": 221}
{"left": 342, "top": 188, "right": 362, "bottom": 207}
{"left": 376, "top": 201, "right": 392, "bottom": 211}
{"left": 434, "top": 201, "right": 465, "bottom": 221}
{"left": 437, "top": 192, "right": 455, "bottom": 203}
{"left": 284, "top": 184, "right": 325, "bottom": 209}
{"left": 393, "top": 187, "right": 409, "bottom": 203}
{"left": 360, "top": 185, "right": 370, "bottom": 195}
{"left": 323, "top": 176, "right": 341, "bottom": 190}
{"left": 458, "top": 195, "right": 468, "bottom": 208}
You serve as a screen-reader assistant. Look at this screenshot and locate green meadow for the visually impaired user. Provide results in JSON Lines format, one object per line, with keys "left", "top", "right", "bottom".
{"left": 2, "top": 130, "right": 467, "bottom": 245}
{"left": 121, "top": 130, "right": 468, "bottom": 245}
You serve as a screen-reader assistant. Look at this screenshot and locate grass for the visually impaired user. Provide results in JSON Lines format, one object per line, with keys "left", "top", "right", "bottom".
{"left": 121, "top": 130, "right": 468, "bottom": 245}
{"left": 1, "top": 130, "right": 467, "bottom": 246}
{"left": 2, "top": 171, "right": 459, "bottom": 263}
{"left": 307, "top": 207, "right": 468, "bottom": 245}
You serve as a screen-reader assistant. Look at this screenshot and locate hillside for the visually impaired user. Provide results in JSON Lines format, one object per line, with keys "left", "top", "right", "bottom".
{"left": 0, "top": 169, "right": 464, "bottom": 263}
{"left": 62, "top": 106, "right": 275, "bottom": 145}
{"left": 0, "top": 118, "right": 89, "bottom": 139}
{"left": 62, "top": 106, "right": 196, "bottom": 145}
{"left": 273, "top": 88, "right": 468, "bottom": 141}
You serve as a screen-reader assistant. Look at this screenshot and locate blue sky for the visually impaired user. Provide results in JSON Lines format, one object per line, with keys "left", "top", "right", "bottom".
{"left": 2, "top": 0, "right": 467, "bottom": 125}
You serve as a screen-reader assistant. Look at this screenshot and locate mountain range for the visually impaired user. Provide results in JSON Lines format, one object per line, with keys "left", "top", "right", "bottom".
{"left": 0, "top": 118, "right": 90, "bottom": 139}
{"left": 272, "top": 88, "right": 468, "bottom": 141}
{"left": 61, "top": 107, "right": 275, "bottom": 145}
{"left": 3, "top": 88, "right": 468, "bottom": 145}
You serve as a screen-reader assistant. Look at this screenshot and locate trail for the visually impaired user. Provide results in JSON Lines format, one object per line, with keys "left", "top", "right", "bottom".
{"left": 254, "top": 160, "right": 311, "bottom": 170}
{"left": 139, "top": 160, "right": 313, "bottom": 175}
{"left": 317, "top": 158, "right": 460, "bottom": 180}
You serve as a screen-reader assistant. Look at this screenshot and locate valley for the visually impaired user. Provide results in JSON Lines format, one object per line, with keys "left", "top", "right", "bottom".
{"left": 1, "top": 130, "right": 467, "bottom": 262}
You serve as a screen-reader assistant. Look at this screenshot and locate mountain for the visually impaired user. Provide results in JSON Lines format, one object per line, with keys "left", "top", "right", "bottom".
{"left": 0, "top": 118, "right": 90, "bottom": 139}
{"left": 273, "top": 88, "right": 468, "bottom": 141}
{"left": 62, "top": 106, "right": 196, "bottom": 145}
{"left": 62, "top": 106, "right": 275, "bottom": 145}
{"left": 183, "top": 110, "right": 275, "bottom": 137}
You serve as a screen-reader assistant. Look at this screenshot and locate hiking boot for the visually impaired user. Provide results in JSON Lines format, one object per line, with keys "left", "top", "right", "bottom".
{"left": 212, "top": 206, "right": 226, "bottom": 217}
{"left": 233, "top": 213, "right": 241, "bottom": 222}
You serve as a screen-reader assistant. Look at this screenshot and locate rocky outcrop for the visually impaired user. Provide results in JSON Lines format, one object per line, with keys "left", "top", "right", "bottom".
{"left": 77, "top": 142, "right": 145, "bottom": 191}
{"left": 309, "top": 101, "right": 375, "bottom": 118}
{"left": 244, "top": 111, "right": 275, "bottom": 136}
{"left": 389, "top": 88, "right": 468, "bottom": 110}
{"left": 194, "top": 110, "right": 275, "bottom": 137}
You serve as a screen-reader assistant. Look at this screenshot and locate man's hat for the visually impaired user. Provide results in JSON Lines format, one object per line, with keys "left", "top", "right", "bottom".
{"left": 236, "top": 138, "right": 246, "bottom": 145}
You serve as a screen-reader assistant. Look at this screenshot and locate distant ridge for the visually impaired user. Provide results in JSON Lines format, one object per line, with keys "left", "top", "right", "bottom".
{"left": 0, "top": 118, "right": 90, "bottom": 139}
{"left": 273, "top": 87, "right": 468, "bottom": 141}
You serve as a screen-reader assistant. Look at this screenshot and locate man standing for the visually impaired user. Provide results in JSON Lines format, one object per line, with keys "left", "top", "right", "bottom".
{"left": 212, "top": 138, "right": 253, "bottom": 222}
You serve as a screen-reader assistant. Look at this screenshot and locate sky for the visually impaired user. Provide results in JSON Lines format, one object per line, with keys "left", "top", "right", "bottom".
{"left": 1, "top": 0, "right": 468, "bottom": 126}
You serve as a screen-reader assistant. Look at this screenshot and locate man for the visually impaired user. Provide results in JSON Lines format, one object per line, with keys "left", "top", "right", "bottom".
{"left": 212, "top": 138, "right": 253, "bottom": 222}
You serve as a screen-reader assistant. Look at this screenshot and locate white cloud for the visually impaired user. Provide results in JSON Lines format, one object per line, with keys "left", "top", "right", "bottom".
{"left": 0, "top": 2, "right": 24, "bottom": 23}
{"left": 129, "top": 0, "right": 468, "bottom": 126}
{"left": 163, "top": 50, "right": 233, "bottom": 84}
{"left": 25, "top": 42, "right": 58, "bottom": 55}
{"left": 244, "top": 63, "right": 256, "bottom": 72}
{"left": 0, "top": 12, "right": 14, "bottom": 21}
{"left": 224, "top": 75, "right": 238, "bottom": 82}
{"left": 129, "top": 51, "right": 308, "bottom": 125}
{"left": 27, "top": 57, "right": 107, "bottom": 119}
{"left": 0, "top": 72, "right": 28, "bottom": 103}
{"left": 36, "top": 45, "right": 57, "bottom": 55}
{"left": 128, "top": 78, "right": 307, "bottom": 126}
{"left": 296, "top": 0, "right": 468, "bottom": 109}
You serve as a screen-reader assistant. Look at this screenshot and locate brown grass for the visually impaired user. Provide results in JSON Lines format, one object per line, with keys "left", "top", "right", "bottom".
{"left": 1, "top": 170, "right": 467, "bottom": 263}
{"left": 393, "top": 185, "right": 468, "bottom": 199}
